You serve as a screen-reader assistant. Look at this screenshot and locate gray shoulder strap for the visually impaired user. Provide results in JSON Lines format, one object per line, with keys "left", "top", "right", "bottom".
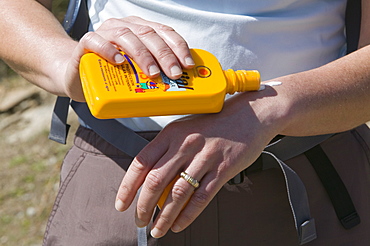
{"left": 262, "top": 151, "right": 317, "bottom": 244}
{"left": 71, "top": 101, "right": 149, "bottom": 157}
{"left": 48, "top": 97, "right": 71, "bottom": 144}
{"left": 265, "top": 134, "right": 333, "bottom": 162}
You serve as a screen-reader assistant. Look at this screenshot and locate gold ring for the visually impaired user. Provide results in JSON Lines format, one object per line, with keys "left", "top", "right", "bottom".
{"left": 180, "top": 171, "right": 200, "bottom": 189}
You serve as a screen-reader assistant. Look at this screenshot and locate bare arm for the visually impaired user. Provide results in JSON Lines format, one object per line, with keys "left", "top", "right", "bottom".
{"left": 262, "top": 48, "right": 370, "bottom": 137}
{"left": 266, "top": 0, "right": 370, "bottom": 136}
{"left": 242, "top": 0, "right": 370, "bottom": 137}
{"left": 0, "top": 0, "right": 76, "bottom": 97}
{"left": 0, "top": 0, "right": 194, "bottom": 101}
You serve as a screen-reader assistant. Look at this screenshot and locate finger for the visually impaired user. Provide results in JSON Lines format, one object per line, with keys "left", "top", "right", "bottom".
{"left": 99, "top": 24, "right": 182, "bottom": 79}
{"left": 127, "top": 24, "right": 184, "bottom": 78}
{"left": 170, "top": 173, "right": 221, "bottom": 234}
{"left": 124, "top": 16, "right": 195, "bottom": 69}
{"left": 135, "top": 133, "right": 206, "bottom": 228}
{"left": 64, "top": 32, "right": 124, "bottom": 102}
{"left": 78, "top": 31, "right": 125, "bottom": 64}
{"left": 98, "top": 17, "right": 192, "bottom": 79}
{"left": 150, "top": 142, "right": 228, "bottom": 237}
{"left": 96, "top": 26, "right": 163, "bottom": 78}
{"left": 134, "top": 153, "right": 190, "bottom": 227}
{"left": 115, "top": 134, "right": 170, "bottom": 212}
{"left": 150, "top": 171, "right": 202, "bottom": 238}
{"left": 149, "top": 148, "right": 212, "bottom": 237}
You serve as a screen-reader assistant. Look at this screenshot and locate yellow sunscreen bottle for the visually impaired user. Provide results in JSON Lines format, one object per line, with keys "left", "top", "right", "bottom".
{"left": 79, "top": 48, "right": 260, "bottom": 119}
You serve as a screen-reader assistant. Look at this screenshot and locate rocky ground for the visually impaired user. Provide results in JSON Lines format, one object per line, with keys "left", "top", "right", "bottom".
{"left": 0, "top": 74, "right": 78, "bottom": 245}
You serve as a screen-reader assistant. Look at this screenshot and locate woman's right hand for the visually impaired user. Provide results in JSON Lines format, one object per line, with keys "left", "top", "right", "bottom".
{"left": 62, "top": 16, "right": 195, "bottom": 101}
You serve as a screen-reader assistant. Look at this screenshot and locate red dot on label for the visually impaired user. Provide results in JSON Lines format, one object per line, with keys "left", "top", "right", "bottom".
{"left": 199, "top": 68, "right": 208, "bottom": 75}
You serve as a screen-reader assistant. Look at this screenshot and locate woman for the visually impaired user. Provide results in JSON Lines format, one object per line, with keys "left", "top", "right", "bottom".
{"left": 2, "top": 0, "right": 370, "bottom": 245}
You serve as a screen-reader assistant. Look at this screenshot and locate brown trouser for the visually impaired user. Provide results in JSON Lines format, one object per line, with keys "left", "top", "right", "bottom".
{"left": 43, "top": 124, "right": 370, "bottom": 246}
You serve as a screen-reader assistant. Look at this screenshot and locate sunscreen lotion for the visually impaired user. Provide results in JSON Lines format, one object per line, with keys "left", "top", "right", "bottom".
{"left": 79, "top": 49, "right": 261, "bottom": 119}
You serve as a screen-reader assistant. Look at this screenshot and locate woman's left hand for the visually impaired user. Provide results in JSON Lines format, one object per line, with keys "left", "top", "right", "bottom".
{"left": 115, "top": 86, "right": 281, "bottom": 238}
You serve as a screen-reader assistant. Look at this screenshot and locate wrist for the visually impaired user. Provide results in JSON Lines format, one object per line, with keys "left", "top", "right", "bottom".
{"left": 48, "top": 40, "right": 81, "bottom": 98}
{"left": 249, "top": 84, "right": 292, "bottom": 137}
{"left": 223, "top": 83, "right": 291, "bottom": 145}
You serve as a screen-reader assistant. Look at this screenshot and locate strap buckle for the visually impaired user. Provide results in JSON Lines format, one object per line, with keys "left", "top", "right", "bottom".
{"left": 341, "top": 212, "right": 361, "bottom": 229}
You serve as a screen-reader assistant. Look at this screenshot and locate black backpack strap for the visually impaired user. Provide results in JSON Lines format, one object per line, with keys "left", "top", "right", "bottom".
{"left": 63, "top": 0, "right": 90, "bottom": 40}
{"left": 48, "top": 97, "right": 71, "bottom": 144}
{"left": 48, "top": 0, "right": 89, "bottom": 144}
{"left": 304, "top": 145, "right": 361, "bottom": 229}
{"left": 345, "top": 0, "right": 362, "bottom": 54}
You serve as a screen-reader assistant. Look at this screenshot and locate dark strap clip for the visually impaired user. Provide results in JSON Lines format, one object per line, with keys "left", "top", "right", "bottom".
{"left": 341, "top": 212, "right": 361, "bottom": 230}
{"left": 227, "top": 172, "right": 244, "bottom": 185}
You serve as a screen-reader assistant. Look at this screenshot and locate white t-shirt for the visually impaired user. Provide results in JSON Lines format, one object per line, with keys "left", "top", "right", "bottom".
{"left": 87, "top": 0, "right": 347, "bottom": 131}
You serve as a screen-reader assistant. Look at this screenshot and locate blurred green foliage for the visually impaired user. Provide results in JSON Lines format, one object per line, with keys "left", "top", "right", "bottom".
{"left": 53, "top": 0, "right": 71, "bottom": 23}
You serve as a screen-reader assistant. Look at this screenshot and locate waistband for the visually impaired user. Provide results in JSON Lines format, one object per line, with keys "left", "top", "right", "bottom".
{"left": 73, "top": 123, "right": 369, "bottom": 161}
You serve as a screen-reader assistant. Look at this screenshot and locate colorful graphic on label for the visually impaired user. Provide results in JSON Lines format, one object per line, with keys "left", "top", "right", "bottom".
{"left": 135, "top": 72, "right": 194, "bottom": 93}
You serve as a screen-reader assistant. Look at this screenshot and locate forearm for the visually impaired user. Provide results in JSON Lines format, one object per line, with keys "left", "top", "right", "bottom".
{"left": 249, "top": 45, "right": 370, "bottom": 137}
{"left": 0, "top": 0, "right": 77, "bottom": 96}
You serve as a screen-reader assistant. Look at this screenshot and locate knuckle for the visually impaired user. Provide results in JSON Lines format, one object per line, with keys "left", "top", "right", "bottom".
{"left": 117, "top": 182, "right": 131, "bottom": 196}
{"left": 200, "top": 146, "right": 222, "bottom": 161}
{"left": 132, "top": 48, "right": 152, "bottom": 60}
{"left": 184, "top": 133, "right": 203, "bottom": 144}
{"left": 182, "top": 133, "right": 204, "bottom": 148}
{"left": 181, "top": 211, "right": 197, "bottom": 224}
{"left": 155, "top": 47, "right": 175, "bottom": 60}
{"left": 173, "top": 41, "right": 189, "bottom": 51}
{"left": 145, "top": 170, "right": 165, "bottom": 192}
{"left": 158, "top": 213, "right": 172, "bottom": 225}
{"left": 136, "top": 25, "right": 156, "bottom": 38}
{"left": 157, "top": 24, "right": 175, "bottom": 32}
{"left": 113, "top": 27, "right": 133, "bottom": 39}
{"left": 98, "top": 41, "right": 114, "bottom": 53}
{"left": 81, "top": 31, "right": 95, "bottom": 43}
{"left": 81, "top": 32, "right": 115, "bottom": 54}
{"left": 190, "top": 191, "right": 210, "bottom": 208}
{"left": 171, "top": 184, "right": 190, "bottom": 201}
{"left": 136, "top": 203, "right": 150, "bottom": 215}
{"left": 130, "top": 156, "right": 150, "bottom": 174}
{"left": 103, "top": 18, "right": 120, "bottom": 27}
{"left": 123, "top": 15, "right": 142, "bottom": 22}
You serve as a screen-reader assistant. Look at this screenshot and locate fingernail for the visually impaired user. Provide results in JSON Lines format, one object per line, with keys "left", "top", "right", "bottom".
{"left": 114, "top": 53, "right": 125, "bottom": 63}
{"left": 115, "top": 199, "right": 125, "bottom": 212}
{"left": 149, "top": 65, "right": 160, "bottom": 76}
{"left": 170, "top": 65, "right": 183, "bottom": 77}
{"left": 150, "top": 227, "right": 164, "bottom": 238}
{"left": 171, "top": 224, "right": 182, "bottom": 233}
{"left": 185, "top": 56, "right": 195, "bottom": 66}
{"left": 135, "top": 217, "right": 147, "bottom": 228}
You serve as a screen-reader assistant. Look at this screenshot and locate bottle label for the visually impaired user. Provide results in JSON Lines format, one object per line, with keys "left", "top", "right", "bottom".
{"left": 98, "top": 55, "right": 196, "bottom": 94}
{"left": 135, "top": 72, "right": 194, "bottom": 93}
